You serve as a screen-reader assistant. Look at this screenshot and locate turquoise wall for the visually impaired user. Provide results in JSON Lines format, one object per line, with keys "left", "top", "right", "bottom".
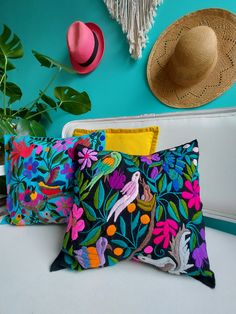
{"left": 1, "top": 0, "right": 236, "bottom": 234}
{"left": 1, "top": 0, "right": 236, "bottom": 137}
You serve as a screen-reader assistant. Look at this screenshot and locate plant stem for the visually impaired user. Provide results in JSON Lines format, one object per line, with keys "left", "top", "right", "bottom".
{"left": 3, "top": 56, "right": 7, "bottom": 115}
{"left": 25, "top": 101, "right": 62, "bottom": 120}
{"left": 27, "top": 67, "right": 61, "bottom": 111}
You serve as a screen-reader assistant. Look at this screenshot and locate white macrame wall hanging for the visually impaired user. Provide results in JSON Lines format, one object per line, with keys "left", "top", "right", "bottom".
{"left": 103, "top": 0, "right": 163, "bottom": 59}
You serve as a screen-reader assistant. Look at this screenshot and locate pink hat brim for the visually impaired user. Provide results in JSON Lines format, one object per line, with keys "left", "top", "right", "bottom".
{"left": 67, "top": 22, "right": 104, "bottom": 74}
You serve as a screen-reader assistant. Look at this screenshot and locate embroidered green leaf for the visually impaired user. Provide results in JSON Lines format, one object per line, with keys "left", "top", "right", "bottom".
{"left": 119, "top": 216, "right": 126, "bottom": 237}
{"left": 82, "top": 201, "right": 97, "bottom": 222}
{"left": 185, "top": 155, "right": 191, "bottom": 165}
{"left": 78, "top": 172, "right": 84, "bottom": 189}
{"left": 80, "top": 226, "right": 101, "bottom": 246}
{"left": 79, "top": 191, "right": 89, "bottom": 201}
{"left": 132, "top": 156, "right": 140, "bottom": 167}
{"left": 94, "top": 180, "right": 105, "bottom": 210}
{"left": 123, "top": 158, "right": 135, "bottom": 166}
{"left": 183, "top": 173, "right": 192, "bottom": 181}
{"left": 179, "top": 199, "right": 188, "bottom": 219}
{"left": 131, "top": 211, "right": 140, "bottom": 231}
{"left": 190, "top": 233, "right": 197, "bottom": 252}
{"left": 167, "top": 182, "right": 172, "bottom": 193}
{"left": 167, "top": 201, "right": 180, "bottom": 222}
{"left": 127, "top": 167, "right": 139, "bottom": 173}
{"left": 80, "top": 179, "right": 89, "bottom": 194}
{"left": 52, "top": 151, "right": 64, "bottom": 165}
{"left": 68, "top": 245, "right": 73, "bottom": 256}
{"left": 105, "top": 192, "right": 119, "bottom": 211}
{"left": 137, "top": 224, "right": 148, "bottom": 240}
{"left": 63, "top": 232, "right": 70, "bottom": 249}
{"left": 111, "top": 239, "right": 128, "bottom": 248}
{"left": 191, "top": 162, "right": 196, "bottom": 174}
{"left": 202, "top": 270, "right": 213, "bottom": 277}
{"left": 37, "top": 166, "right": 48, "bottom": 174}
{"left": 156, "top": 204, "right": 164, "bottom": 221}
{"left": 192, "top": 211, "right": 202, "bottom": 224}
{"left": 168, "top": 169, "right": 177, "bottom": 180}
{"left": 186, "top": 164, "right": 193, "bottom": 177}
{"left": 123, "top": 248, "right": 132, "bottom": 259}
{"left": 108, "top": 256, "right": 118, "bottom": 266}
{"left": 17, "top": 162, "right": 24, "bottom": 176}
{"left": 158, "top": 174, "right": 167, "bottom": 193}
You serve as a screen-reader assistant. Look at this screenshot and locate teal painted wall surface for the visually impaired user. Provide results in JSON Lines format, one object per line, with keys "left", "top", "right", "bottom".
{"left": 1, "top": 0, "right": 236, "bottom": 137}
{"left": 1, "top": 0, "right": 236, "bottom": 234}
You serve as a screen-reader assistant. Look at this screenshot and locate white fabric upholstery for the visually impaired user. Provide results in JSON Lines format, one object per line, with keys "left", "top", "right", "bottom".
{"left": 0, "top": 225, "right": 235, "bottom": 314}
{"left": 1, "top": 107, "right": 236, "bottom": 314}
{"left": 62, "top": 107, "right": 236, "bottom": 222}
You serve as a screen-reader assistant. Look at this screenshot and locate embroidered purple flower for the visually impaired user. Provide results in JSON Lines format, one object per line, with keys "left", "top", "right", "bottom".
{"left": 200, "top": 228, "right": 205, "bottom": 241}
{"left": 141, "top": 153, "right": 160, "bottom": 165}
{"left": 53, "top": 138, "right": 74, "bottom": 152}
{"left": 108, "top": 170, "right": 126, "bottom": 190}
{"left": 78, "top": 147, "right": 98, "bottom": 170}
{"left": 66, "top": 204, "right": 85, "bottom": 241}
{"left": 150, "top": 166, "right": 159, "bottom": 179}
{"left": 192, "top": 243, "right": 208, "bottom": 268}
{"left": 182, "top": 180, "right": 201, "bottom": 211}
{"left": 55, "top": 197, "right": 73, "bottom": 216}
{"left": 23, "top": 157, "right": 39, "bottom": 179}
{"left": 61, "top": 163, "right": 74, "bottom": 179}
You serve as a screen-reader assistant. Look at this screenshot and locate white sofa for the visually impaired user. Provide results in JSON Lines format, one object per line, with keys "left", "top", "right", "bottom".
{"left": 0, "top": 107, "right": 235, "bottom": 314}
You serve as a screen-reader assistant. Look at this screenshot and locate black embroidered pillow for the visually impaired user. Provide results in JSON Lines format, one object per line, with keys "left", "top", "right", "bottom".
{"left": 51, "top": 140, "right": 215, "bottom": 288}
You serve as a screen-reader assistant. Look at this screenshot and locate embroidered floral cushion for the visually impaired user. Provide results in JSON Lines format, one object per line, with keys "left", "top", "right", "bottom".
{"left": 73, "top": 126, "right": 159, "bottom": 155}
{"left": 51, "top": 140, "right": 215, "bottom": 288}
{"left": 3, "top": 132, "right": 105, "bottom": 225}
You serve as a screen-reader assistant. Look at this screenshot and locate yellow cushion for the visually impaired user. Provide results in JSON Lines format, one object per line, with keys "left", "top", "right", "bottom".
{"left": 72, "top": 126, "right": 160, "bottom": 155}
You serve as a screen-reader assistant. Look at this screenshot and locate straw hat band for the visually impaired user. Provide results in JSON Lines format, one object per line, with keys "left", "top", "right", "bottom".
{"left": 147, "top": 9, "right": 236, "bottom": 108}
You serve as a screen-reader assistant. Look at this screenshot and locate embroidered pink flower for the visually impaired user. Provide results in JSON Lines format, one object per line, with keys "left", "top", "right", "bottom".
{"left": 66, "top": 204, "right": 85, "bottom": 241}
{"left": 78, "top": 147, "right": 98, "bottom": 170}
{"left": 182, "top": 180, "right": 201, "bottom": 211}
{"left": 152, "top": 219, "right": 178, "bottom": 249}
{"left": 55, "top": 197, "right": 73, "bottom": 216}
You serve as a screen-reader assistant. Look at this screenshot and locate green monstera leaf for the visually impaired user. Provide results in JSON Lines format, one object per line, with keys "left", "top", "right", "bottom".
{"left": 54, "top": 86, "right": 91, "bottom": 115}
{"left": 0, "top": 24, "right": 23, "bottom": 68}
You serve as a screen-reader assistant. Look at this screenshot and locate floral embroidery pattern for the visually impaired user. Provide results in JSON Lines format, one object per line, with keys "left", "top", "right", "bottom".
{"left": 51, "top": 140, "right": 215, "bottom": 288}
{"left": 3, "top": 132, "right": 105, "bottom": 225}
{"left": 77, "top": 147, "right": 98, "bottom": 170}
{"left": 66, "top": 204, "right": 85, "bottom": 241}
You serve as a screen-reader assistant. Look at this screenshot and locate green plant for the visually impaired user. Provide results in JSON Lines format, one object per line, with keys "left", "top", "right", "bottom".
{"left": 0, "top": 24, "right": 91, "bottom": 149}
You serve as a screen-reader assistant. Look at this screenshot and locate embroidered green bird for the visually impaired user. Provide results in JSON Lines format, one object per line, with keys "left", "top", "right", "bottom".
{"left": 86, "top": 152, "right": 122, "bottom": 190}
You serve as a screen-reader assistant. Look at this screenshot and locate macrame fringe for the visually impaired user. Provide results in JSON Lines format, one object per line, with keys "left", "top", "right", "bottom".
{"left": 103, "top": 0, "right": 163, "bottom": 59}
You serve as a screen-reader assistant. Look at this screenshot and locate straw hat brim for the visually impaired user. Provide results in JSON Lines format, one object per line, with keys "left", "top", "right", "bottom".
{"left": 147, "top": 8, "right": 236, "bottom": 108}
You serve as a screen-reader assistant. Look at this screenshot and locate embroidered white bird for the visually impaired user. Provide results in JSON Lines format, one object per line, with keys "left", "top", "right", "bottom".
{"left": 107, "top": 171, "right": 141, "bottom": 222}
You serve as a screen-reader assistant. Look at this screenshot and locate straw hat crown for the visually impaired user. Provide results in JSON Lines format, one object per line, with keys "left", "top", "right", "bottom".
{"left": 147, "top": 9, "right": 236, "bottom": 108}
{"left": 168, "top": 26, "right": 218, "bottom": 87}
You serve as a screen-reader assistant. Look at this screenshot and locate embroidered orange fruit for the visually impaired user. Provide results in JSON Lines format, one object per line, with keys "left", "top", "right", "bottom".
{"left": 140, "top": 214, "right": 150, "bottom": 225}
{"left": 127, "top": 203, "right": 136, "bottom": 213}
{"left": 107, "top": 224, "right": 117, "bottom": 236}
{"left": 114, "top": 247, "right": 123, "bottom": 256}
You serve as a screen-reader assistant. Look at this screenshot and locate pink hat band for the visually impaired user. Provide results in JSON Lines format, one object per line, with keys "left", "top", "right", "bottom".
{"left": 67, "top": 21, "right": 104, "bottom": 74}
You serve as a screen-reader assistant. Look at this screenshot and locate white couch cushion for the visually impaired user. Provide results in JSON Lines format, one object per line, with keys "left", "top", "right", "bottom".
{"left": 62, "top": 107, "right": 236, "bottom": 223}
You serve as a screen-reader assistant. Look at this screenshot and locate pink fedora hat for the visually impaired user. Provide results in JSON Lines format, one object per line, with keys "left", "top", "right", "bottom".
{"left": 67, "top": 21, "right": 104, "bottom": 74}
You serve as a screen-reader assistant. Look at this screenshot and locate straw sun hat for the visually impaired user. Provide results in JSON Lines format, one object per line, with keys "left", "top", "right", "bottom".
{"left": 147, "top": 8, "right": 236, "bottom": 108}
